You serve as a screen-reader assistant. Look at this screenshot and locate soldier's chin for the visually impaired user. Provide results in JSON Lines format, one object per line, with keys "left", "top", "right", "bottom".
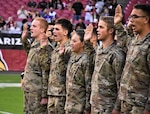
{"left": 71, "top": 48, "right": 75, "bottom": 52}
{"left": 31, "top": 34, "right": 35, "bottom": 38}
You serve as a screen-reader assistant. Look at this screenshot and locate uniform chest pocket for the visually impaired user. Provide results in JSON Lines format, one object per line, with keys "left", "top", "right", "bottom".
{"left": 130, "top": 44, "right": 149, "bottom": 66}
{"left": 70, "top": 64, "right": 84, "bottom": 84}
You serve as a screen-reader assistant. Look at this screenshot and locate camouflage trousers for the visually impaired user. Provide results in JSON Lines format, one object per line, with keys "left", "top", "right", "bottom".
{"left": 24, "top": 91, "right": 47, "bottom": 114}
{"left": 121, "top": 101, "right": 145, "bottom": 114}
{"left": 65, "top": 111, "right": 83, "bottom": 114}
{"left": 47, "top": 95, "right": 65, "bottom": 114}
{"left": 91, "top": 106, "right": 113, "bottom": 114}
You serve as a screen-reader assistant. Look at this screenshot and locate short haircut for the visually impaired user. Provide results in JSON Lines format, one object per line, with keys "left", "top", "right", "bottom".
{"left": 34, "top": 17, "right": 48, "bottom": 32}
{"left": 55, "top": 18, "right": 73, "bottom": 38}
{"left": 134, "top": 4, "right": 150, "bottom": 24}
{"left": 99, "top": 16, "right": 115, "bottom": 37}
{"left": 75, "top": 29, "right": 85, "bottom": 42}
{"left": 48, "top": 21, "right": 55, "bottom": 26}
{"left": 99, "top": 16, "right": 114, "bottom": 29}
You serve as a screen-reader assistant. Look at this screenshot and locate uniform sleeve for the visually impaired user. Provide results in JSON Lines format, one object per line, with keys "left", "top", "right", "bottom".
{"left": 21, "top": 37, "right": 31, "bottom": 55}
{"left": 84, "top": 40, "right": 95, "bottom": 74}
{"left": 112, "top": 49, "right": 126, "bottom": 111}
{"left": 145, "top": 48, "right": 150, "bottom": 111}
{"left": 39, "top": 47, "right": 50, "bottom": 98}
{"left": 84, "top": 60, "right": 92, "bottom": 112}
{"left": 115, "top": 23, "right": 131, "bottom": 53}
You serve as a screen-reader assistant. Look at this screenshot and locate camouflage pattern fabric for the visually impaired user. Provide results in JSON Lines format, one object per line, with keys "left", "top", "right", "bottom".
{"left": 24, "top": 91, "right": 48, "bottom": 114}
{"left": 48, "top": 40, "right": 70, "bottom": 96}
{"left": 115, "top": 23, "right": 132, "bottom": 53}
{"left": 115, "top": 23, "right": 150, "bottom": 112}
{"left": 65, "top": 52, "right": 91, "bottom": 113}
{"left": 47, "top": 41, "right": 70, "bottom": 113}
{"left": 48, "top": 96, "right": 66, "bottom": 114}
{"left": 91, "top": 106, "right": 115, "bottom": 114}
{"left": 22, "top": 40, "right": 51, "bottom": 97}
{"left": 22, "top": 39, "right": 53, "bottom": 113}
{"left": 90, "top": 41, "right": 125, "bottom": 113}
{"left": 121, "top": 101, "right": 145, "bottom": 114}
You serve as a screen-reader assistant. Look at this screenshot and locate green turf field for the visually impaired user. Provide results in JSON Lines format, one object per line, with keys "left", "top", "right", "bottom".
{"left": 0, "top": 73, "right": 24, "bottom": 114}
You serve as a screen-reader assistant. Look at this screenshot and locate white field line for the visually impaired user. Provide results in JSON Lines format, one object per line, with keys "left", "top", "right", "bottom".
{"left": 0, "top": 83, "right": 21, "bottom": 88}
{"left": 0, "top": 111, "right": 13, "bottom": 114}
{"left": 0, "top": 83, "right": 20, "bottom": 114}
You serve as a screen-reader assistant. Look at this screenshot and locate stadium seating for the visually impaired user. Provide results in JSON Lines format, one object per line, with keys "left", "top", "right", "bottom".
{"left": 0, "top": 0, "right": 88, "bottom": 22}
{"left": 124, "top": 0, "right": 150, "bottom": 23}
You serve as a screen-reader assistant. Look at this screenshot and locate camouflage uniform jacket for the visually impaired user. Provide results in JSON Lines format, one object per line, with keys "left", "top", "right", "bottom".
{"left": 22, "top": 39, "right": 53, "bottom": 98}
{"left": 65, "top": 52, "right": 91, "bottom": 112}
{"left": 90, "top": 41, "right": 125, "bottom": 111}
{"left": 47, "top": 40, "right": 70, "bottom": 96}
{"left": 115, "top": 23, "right": 150, "bottom": 111}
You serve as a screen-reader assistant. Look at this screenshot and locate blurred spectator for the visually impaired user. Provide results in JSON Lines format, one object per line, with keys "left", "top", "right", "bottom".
{"left": 37, "top": 0, "right": 47, "bottom": 10}
{"left": 0, "top": 16, "right": 6, "bottom": 30}
{"left": 34, "top": 11, "right": 41, "bottom": 18}
{"left": 48, "top": 7, "right": 57, "bottom": 22}
{"left": 55, "top": 0, "right": 64, "bottom": 10}
{"left": 46, "top": 22, "right": 56, "bottom": 47}
{"left": 66, "top": 2, "right": 72, "bottom": 11}
{"left": 75, "top": 17, "right": 86, "bottom": 30}
{"left": 27, "top": 0, "right": 37, "bottom": 8}
{"left": 47, "top": 0, "right": 55, "bottom": 8}
{"left": 28, "top": 9, "right": 36, "bottom": 19}
{"left": 84, "top": 1, "right": 93, "bottom": 23}
{"left": 91, "top": 6, "right": 98, "bottom": 23}
{"left": 109, "top": 0, "right": 118, "bottom": 16}
{"left": 105, "top": 0, "right": 117, "bottom": 16}
{"left": 6, "top": 16, "right": 15, "bottom": 29}
{"left": 42, "top": 9, "right": 53, "bottom": 23}
{"left": 39, "top": 8, "right": 46, "bottom": 17}
{"left": 9, "top": 22, "right": 21, "bottom": 34}
{"left": 95, "top": 0, "right": 104, "bottom": 15}
{"left": 100, "top": 5, "right": 109, "bottom": 16}
{"left": 72, "top": 0, "right": 84, "bottom": 21}
{"left": 17, "top": 5, "right": 29, "bottom": 19}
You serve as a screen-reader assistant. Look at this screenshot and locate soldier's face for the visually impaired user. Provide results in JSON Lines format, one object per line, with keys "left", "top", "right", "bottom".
{"left": 30, "top": 20, "right": 41, "bottom": 38}
{"left": 70, "top": 33, "right": 84, "bottom": 54}
{"left": 46, "top": 25, "right": 54, "bottom": 39}
{"left": 129, "top": 8, "right": 147, "bottom": 34}
{"left": 53, "top": 24, "right": 65, "bottom": 42}
{"left": 97, "top": 20, "right": 109, "bottom": 41}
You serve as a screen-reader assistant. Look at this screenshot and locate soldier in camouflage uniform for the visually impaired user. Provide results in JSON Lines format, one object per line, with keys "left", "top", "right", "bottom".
{"left": 21, "top": 17, "right": 53, "bottom": 114}
{"left": 65, "top": 29, "right": 92, "bottom": 114}
{"left": 47, "top": 18, "right": 73, "bottom": 114}
{"left": 114, "top": 4, "right": 150, "bottom": 114}
{"left": 84, "top": 16, "right": 126, "bottom": 114}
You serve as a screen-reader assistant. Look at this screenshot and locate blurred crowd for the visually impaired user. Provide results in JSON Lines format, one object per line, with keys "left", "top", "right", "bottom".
{"left": 0, "top": 0, "right": 118, "bottom": 34}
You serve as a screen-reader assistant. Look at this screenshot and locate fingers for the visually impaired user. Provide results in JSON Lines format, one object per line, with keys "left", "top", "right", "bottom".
{"left": 23, "top": 23, "right": 29, "bottom": 31}
{"left": 21, "top": 30, "right": 28, "bottom": 40}
{"left": 115, "top": 4, "right": 122, "bottom": 14}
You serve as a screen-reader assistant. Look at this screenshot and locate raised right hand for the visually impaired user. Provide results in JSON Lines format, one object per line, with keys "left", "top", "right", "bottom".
{"left": 21, "top": 23, "right": 29, "bottom": 40}
{"left": 84, "top": 24, "right": 93, "bottom": 41}
{"left": 114, "top": 5, "right": 123, "bottom": 25}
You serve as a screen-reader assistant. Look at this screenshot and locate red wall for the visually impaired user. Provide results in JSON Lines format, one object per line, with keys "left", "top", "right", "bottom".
{"left": 0, "top": 49, "right": 27, "bottom": 71}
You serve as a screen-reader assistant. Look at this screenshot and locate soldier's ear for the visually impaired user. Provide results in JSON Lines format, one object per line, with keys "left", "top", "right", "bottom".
{"left": 109, "top": 28, "right": 114, "bottom": 34}
{"left": 63, "top": 29, "right": 68, "bottom": 36}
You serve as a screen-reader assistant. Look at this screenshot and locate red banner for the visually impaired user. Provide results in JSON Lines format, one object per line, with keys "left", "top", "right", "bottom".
{"left": 0, "top": 32, "right": 28, "bottom": 71}
{"left": 0, "top": 49, "right": 27, "bottom": 71}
